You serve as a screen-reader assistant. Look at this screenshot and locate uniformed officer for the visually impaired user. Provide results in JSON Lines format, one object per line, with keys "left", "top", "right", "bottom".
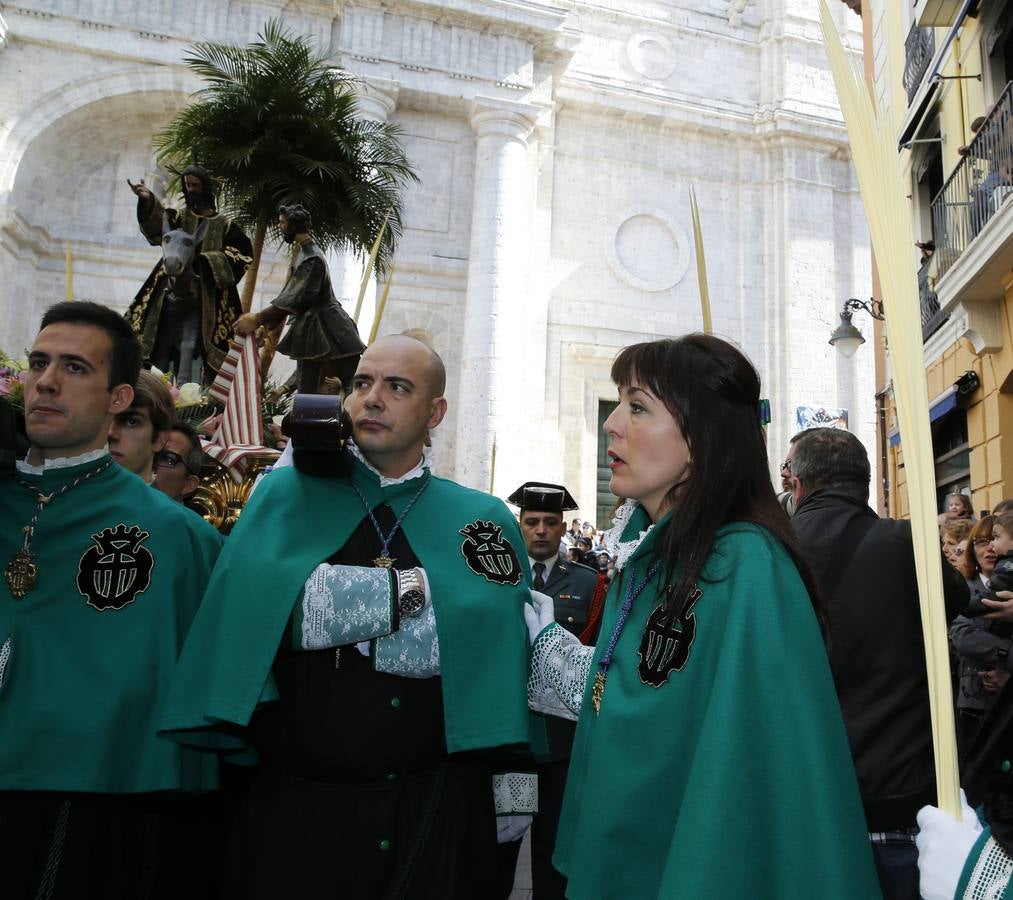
{"left": 508, "top": 481, "right": 605, "bottom": 900}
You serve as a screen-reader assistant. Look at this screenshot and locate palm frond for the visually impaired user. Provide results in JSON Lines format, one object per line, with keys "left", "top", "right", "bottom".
{"left": 155, "top": 16, "right": 417, "bottom": 271}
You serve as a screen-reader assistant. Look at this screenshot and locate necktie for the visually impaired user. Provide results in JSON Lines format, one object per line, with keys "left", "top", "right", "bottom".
{"left": 533, "top": 562, "right": 546, "bottom": 591}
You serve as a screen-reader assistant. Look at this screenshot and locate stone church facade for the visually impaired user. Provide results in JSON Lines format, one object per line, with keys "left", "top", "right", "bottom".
{"left": 0, "top": 0, "right": 872, "bottom": 518}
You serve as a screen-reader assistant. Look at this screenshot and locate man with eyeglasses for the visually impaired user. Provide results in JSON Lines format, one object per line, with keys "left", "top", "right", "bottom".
{"left": 154, "top": 421, "right": 203, "bottom": 503}
{"left": 776, "top": 434, "right": 799, "bottom": 516}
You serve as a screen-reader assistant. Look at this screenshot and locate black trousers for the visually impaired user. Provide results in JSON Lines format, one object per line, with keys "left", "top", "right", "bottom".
{"left": 871, "top": 838, "right": 919, "bottom": 900}
{"left": 531, "top": 759, "right": 570, "bottom": 900}
{"left": 226, "top": 762, "right": 499, "bottom": 900}
{"left": 0, "top": 790, "right": 227, "bottom": 900}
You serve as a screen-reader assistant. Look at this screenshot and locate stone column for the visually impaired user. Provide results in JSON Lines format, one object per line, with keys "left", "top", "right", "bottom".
{"left": 327, "top": 77, "right": 399, "bottom": 333}
{"left": 454, "top": 97, "right": 538, "bottom": 491}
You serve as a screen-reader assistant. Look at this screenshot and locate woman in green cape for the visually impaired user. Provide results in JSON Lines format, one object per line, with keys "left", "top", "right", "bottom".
{"left": 526, "top": 335, "right": 882, "bottom": 899}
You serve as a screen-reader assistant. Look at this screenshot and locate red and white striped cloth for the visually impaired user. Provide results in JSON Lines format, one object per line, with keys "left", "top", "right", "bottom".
{"left": 203, "top": 335, "right": 278, "bottom": 482}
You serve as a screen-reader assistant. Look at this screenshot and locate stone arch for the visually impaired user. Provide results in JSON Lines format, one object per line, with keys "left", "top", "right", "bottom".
{"left": 0, "top": 66, "right": 199, "bottom": 209}
{"left": 0, "top": 66, "right": 199, "bottom": 350}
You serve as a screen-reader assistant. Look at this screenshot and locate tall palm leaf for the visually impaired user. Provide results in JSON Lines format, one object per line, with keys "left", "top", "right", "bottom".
{"left": 155, "top": 19, "right": 417, "bottom": 311}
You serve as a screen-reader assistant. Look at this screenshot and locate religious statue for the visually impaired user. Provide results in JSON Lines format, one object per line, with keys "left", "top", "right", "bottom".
{"left": 126, "top": 166, "right": 252, "bottom": 380}
{"left": 235, "top": 204, "right": 365, "bottom": 394}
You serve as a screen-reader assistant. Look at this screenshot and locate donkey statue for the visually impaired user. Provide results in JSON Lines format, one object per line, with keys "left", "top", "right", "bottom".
{"left": 150, "top": 212, "right": 208, "bottom": 384}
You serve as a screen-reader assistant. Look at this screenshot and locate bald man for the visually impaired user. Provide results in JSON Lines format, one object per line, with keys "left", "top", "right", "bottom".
{"left": 161, "top": 334, "right": 537, "bottom": 899}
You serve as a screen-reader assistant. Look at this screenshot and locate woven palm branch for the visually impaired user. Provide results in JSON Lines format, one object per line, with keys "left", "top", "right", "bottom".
{"left": 819, "top": 0, "right": 959, "bottom": 818}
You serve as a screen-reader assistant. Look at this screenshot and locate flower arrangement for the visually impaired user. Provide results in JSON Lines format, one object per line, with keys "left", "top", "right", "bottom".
{"left": 0, "top": 351, "right": 28, "bottom": 413}
{"left": 151, "top": 367, "right": 216, "bottom": 430}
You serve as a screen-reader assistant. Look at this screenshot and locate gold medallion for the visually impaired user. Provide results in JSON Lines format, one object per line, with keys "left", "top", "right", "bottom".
{"left": 373, "top": 556, "right": 395, "bottom": 569}
{"left": 591, "top": 670, "right": 606, "bottom": 716}
{"left": 5, "top": 548, "right": 38, "bottom": 600}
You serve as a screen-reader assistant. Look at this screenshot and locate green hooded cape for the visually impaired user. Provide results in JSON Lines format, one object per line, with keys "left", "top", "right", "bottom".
{"left": 160, "top": 457, "right": 534, "bottom": 755}
{"left": 0, "top": 454, "right": 222, "bottom": 793}
{"left": 554, "top": 505, "right": 882, "bottom": 899}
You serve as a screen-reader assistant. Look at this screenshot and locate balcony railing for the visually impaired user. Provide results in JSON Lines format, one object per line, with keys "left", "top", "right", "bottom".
{"left": 930, "top": 81, "right": 1013, "bottom": 280}
{"left": 919, "top": 258, "right": 947, "bottom": 340}
{"left": 903, "top": 24, "right": 936, "bottom": 105}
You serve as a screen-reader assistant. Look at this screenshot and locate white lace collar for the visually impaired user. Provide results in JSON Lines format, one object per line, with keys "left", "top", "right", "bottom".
{"left": 17, "top": 447, "right": 110, "bottom": 476}
{"left": 603, "top": 499, "right": 657, "bottom": 573}
{"left": 348, "top": 440, "right": 431, "bottom": 487}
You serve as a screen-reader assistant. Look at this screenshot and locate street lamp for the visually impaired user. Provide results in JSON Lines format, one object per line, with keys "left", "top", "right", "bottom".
{"left": 829, "top": 297, "right": 885, "bottom": 358}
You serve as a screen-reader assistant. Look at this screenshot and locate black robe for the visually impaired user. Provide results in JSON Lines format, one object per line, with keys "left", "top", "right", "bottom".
{"left": 126, "top": 196, "right": 251, "bottom": 377}
{"left": 225, "top": 506, "right": 501, "bottom": 899}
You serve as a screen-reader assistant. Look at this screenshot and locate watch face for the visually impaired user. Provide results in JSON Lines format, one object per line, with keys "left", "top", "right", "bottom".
{"left": 399, "top": 589, "right": 426, "bottom": 618}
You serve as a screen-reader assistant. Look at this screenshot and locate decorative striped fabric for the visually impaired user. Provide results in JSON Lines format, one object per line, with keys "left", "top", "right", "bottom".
{"left": 203, "top": 335, "right": 278, "bottom": 482}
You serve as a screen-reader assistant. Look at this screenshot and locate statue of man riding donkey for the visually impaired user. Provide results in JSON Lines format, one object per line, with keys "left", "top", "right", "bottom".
{"left": 125, "top": 167, "right": 364, "bottom": 392}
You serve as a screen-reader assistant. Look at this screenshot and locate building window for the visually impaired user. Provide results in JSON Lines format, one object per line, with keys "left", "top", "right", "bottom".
{"left": 933, "top": 410, "right": 970, "bottom": 509}
{"left": 596, "top": 401, "right": 618, "bottom": 529}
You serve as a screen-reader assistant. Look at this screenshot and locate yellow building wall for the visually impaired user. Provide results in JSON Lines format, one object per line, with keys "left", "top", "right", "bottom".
{"left": 887, "top": 282, "right": 1013, "bottom": 519}
{"left": 883, "top": 10, "right": 1012, "bottom": 521}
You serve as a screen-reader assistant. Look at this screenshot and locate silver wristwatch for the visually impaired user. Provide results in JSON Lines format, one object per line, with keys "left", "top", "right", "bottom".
{"left": 396, "top": 568, "right": 426, "bottom": 619}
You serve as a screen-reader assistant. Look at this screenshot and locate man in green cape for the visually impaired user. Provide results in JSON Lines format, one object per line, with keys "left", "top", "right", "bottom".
{"left": 161, "top": 334, "right": 536, "bottom": 898}
{"left": 0, "top": 302, "right": 223, "bottom": 898}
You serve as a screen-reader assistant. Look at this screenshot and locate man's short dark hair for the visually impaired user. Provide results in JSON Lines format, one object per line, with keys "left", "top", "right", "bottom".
{"left": 279, "top": 204, "right": 312, "bottom": 233}
{"left": 789, "top": 427, "right": 871, "bottom": 502}
{"left": 170, "top": 421, "right": 204, "bottom": 475}
{"left": 40, "top": 302, "right": 141, "bottom": 390}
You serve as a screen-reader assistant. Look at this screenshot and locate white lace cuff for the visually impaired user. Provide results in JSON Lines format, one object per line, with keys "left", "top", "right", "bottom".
{"left": 492, "top": 772, "right": 538, "bottom": 815}
{"left": 295, "top": 564, "right": 394, "bottom": 650}
{"left": 963, "top": 835, "right": 1013, "bottom": 900}
{"left": 527, "top": 623, "right": 594, "bottom": 721}
{"left": 374, "top": 598, "right": 440, "bottom": 679}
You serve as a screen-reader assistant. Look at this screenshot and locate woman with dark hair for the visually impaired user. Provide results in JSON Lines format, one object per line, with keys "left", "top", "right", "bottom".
{"left": 526, "top": 334, "right": 879, "bottom": 899}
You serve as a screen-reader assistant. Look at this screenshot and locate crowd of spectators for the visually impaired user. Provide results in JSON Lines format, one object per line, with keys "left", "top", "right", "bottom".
{"left": 941, "top": 494, "right": 1013, "bottom": 750}
{"left": 560, "top": 516, "right": 616, "bottom": 581}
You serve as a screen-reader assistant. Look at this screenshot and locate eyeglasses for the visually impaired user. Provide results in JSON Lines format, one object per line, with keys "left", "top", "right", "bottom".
{"left": 780, "top": 460, "right": 792, "bottom": 472}
{"left": 154, "top": 449, "right": 195, "bottom": 474}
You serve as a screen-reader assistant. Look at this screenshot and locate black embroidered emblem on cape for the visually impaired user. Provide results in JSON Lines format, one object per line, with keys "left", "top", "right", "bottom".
{"left": 638, "top": 585, "right": 702, "bottom": 687}
{"left": 76, "top": 524, "right": 154, "bottom": 611}
{"left": 459, "top": 520, "right": 522, "bottom": 585}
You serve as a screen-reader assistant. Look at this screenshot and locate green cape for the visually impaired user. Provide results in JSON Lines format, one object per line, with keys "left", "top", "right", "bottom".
{"left": 554, "top": 506, "right": 882, "bottom": 899}
{"left": 0, "top": 455, "right": 222, "bottom": 792}
{"left": 160, "top": 457, "right": 534, "bottom": 755}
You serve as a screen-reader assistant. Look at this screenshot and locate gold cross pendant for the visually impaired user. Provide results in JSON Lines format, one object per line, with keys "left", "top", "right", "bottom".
{"left": 5, "top": 548, "right": 38, "bottom": 600}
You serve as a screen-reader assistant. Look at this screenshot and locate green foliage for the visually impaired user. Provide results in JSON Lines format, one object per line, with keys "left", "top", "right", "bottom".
{"left": 155, "top": 19, "right": 417, "bottom": 273}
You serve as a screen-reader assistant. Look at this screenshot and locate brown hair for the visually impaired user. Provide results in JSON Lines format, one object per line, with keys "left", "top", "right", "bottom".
{"left": 962, "top": 515, "right": 995, "bottom": 580}
{"left": 941, "top": 518, "right": 973, "bottom": 545}
{"left": 130, "top": 369, "right": 174, "bottom": 437}
{"left": 994, "top": 509, "right": 1013, "bottom": 539}
{"left": 943, "top": 492, "right": 974, "bottom": 519}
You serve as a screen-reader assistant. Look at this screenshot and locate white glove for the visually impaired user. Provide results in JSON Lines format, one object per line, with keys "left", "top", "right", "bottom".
{"left": 916, "top": 790, "right": 983, "bottom": 900}
{"left": 496, "top": 814, "right": 533, "bottom": 844}
{"left": 524, "top": 590, "right": 556, "bottom": 644}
